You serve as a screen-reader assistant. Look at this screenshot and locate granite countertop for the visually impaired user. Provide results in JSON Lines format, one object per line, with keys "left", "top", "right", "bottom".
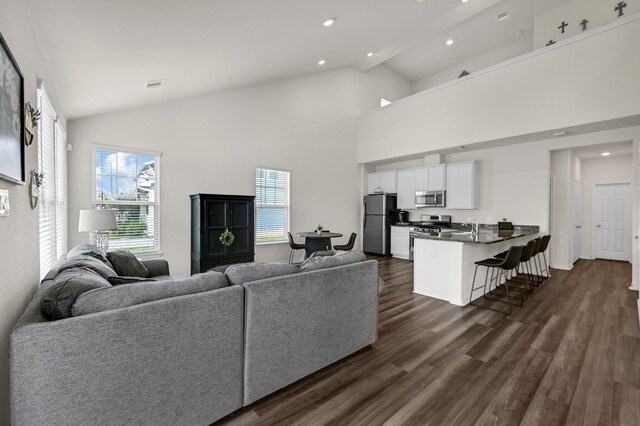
{"left": 411, "top": 228, "right": 539, "bottom": 244}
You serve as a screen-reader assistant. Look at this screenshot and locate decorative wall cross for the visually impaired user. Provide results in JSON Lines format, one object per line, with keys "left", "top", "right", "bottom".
{"left": 580, "top": 19, "right": 589, "bottom": 31}
{"left": 615, "top": 1, "right": 627, "bottom": 17}
{"left": 558, "top": 21, "right": 569, "bottom": 33}
{"left": 546, "top": 40, "right": 556, "bottom": 46}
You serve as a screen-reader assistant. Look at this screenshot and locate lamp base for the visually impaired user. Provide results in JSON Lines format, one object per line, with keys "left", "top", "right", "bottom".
{"left": 89, "top": 231, "right": 110, "bottom": 251}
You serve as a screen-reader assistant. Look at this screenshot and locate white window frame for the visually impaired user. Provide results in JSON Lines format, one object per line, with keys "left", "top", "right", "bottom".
{"left": 91, "top": 144, "right": 162, "bottom": 258}
{"left": 38, "top": 84, "right": 67, "bottom": 279}
{"left": 255, "top": 167, "right": 290, "bottom": 245}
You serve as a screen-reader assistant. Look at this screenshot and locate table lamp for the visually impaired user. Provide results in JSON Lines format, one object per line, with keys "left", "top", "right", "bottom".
{"left": 78, "top": 209, "right": 117, "bottom": 251}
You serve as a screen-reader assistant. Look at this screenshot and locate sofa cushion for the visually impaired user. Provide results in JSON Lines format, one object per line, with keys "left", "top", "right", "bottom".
{"left": 225, "top": 262, "right": 300, "bottom": 286}
{"left": 71, "top": 271, "right": 229, "bottom": 316}
{"left": 308, "top": 249, "right": 336, "bottom": 258}
{"left": 58, "top": 255, "right": 117, "bottom": 280}
{"left": 41, "top": 268, "right": 112, "bottom": 320}
{"left": 108, "top": 276, "right": 157, "bottom": 285}
{"left": 107, "top": 251, "right": 150, "bottom": 278}
{"left": 66, "top": 243, "right": 111, "bottom": 265}
{"left": 300, "top": 251, "right": 366, "bottom": 272}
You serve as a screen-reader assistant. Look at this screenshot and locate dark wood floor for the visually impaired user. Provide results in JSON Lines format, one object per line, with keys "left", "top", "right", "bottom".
{"left": 216, "top": 256, "right": 640, "bottom": 425}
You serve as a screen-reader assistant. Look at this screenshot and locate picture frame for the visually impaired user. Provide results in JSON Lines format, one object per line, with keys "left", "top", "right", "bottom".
{"left": 0, "top": 31, "right": 25, "bottom": 185}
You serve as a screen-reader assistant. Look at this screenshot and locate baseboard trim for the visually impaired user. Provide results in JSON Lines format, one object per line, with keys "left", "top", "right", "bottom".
{"left": 551, "top": 264, "right": 573, "bottom": 271}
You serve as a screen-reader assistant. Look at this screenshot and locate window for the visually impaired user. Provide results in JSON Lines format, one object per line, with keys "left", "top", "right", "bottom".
{"left": 38, "top": 85, "right": 67, "bottom": 279}
{"left": 255, "top": 168, "right": 290, "bottom": 244}
{"left": 92, "top": 146, "right": 161, "bottom": 254}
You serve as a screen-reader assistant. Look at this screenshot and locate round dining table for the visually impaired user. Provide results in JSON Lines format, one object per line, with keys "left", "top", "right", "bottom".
{"left": 296, "top": 232, "right": 343, "bottom": 258}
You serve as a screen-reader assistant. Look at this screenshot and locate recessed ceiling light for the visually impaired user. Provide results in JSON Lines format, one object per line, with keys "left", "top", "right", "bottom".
{"left": 367, "top": 52, "right": 374, "bottom": 57}
{"left": 144, "top": 79, "right": 165, "bottom": 89}
{"left": 323, "top": 18, "right": 335, "bottom": 27}
{"left": 446, "top": 39, "right": 454, "bottom": 46}
{"left": 602, "top": 152, "right": 611, "bottom": 156}
{"left": 318, "top": 59, "right": 326, "bottom": 66}
{"left": 462, "top": 0, "right": 469, "bottom": 3}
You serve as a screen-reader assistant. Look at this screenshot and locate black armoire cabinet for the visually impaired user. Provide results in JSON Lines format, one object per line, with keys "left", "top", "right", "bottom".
{"left": 190, "top": 194, "right": 255, "bottom": 274}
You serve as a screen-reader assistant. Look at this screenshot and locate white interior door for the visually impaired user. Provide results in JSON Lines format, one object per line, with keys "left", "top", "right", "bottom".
{"left": 594, "top": 183, "right": 632, "bottom": 261}
{"left": 572, "top": 181, "right": 582, "bottom": 263}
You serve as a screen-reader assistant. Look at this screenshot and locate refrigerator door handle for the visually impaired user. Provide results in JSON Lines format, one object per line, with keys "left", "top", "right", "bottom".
{"left": 363, "top": 201, "right": 366, "bottom": 227}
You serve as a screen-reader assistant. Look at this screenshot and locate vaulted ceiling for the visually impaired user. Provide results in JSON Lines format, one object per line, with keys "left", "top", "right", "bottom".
{"left": 25, "top": 0, "right": 540, "bottom": 119}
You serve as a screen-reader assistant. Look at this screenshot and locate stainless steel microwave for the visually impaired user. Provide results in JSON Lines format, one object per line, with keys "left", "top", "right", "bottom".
{"left": 415, "top": 190, "right": 446, "bottom": 208}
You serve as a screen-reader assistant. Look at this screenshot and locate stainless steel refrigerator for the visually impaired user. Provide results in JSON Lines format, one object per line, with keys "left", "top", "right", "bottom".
{"left": 363, "top": 194, "right": 397, "bottom": 255}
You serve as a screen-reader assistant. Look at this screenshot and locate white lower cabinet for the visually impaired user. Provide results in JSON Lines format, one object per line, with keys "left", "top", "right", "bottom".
{"left": 391, "top": 226, "right": 410, "bottom": 260}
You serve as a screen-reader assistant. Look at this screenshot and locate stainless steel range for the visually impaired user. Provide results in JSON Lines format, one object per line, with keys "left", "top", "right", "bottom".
{"left": 409, "top": 215, "right": 452, "bottom": 261}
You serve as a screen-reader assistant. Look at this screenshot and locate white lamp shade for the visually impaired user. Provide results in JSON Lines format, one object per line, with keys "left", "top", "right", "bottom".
{"left": 78, "top": 209, "right": 117, "bottom": 232}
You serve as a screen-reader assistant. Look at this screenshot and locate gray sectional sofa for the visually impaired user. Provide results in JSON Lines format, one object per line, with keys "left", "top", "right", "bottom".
{"left": 10, "top": 245, "right": 380, "bottom": 425}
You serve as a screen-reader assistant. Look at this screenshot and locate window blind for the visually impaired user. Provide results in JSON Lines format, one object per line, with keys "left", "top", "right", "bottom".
{"left": 92, "top": 147, "right": 160, "bottom": 254}
{"left": 255, "top": 168, "right": 290, "bottom": 243}
{"left": 38, "top": 86, "right": 66, "bottom": 279}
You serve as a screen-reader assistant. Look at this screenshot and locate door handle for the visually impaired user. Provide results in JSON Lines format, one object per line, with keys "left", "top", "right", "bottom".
{"left": 576, "top": 226, "right": 582, "bottom": 229}
{"left": 596, "top": 224, "right": 601, "bottom": 228}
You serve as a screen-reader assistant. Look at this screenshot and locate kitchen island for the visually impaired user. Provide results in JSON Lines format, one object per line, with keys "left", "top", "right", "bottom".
{"left": 413, "top": 227, "right": 539, "bottom": 306}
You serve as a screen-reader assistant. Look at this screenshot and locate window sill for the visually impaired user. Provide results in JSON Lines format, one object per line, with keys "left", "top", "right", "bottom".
{"left": 256, "top": 241, "right": 289, "bottom": 246}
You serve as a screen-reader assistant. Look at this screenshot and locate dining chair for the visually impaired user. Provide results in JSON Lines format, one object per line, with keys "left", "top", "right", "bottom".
{"left": 287, "top": 232, "right": 305, "bottom": 263}
{"left": 334, "top": 233, "right": 357, "bottom": 252}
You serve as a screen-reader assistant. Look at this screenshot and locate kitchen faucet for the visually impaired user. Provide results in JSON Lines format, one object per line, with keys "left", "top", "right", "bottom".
{"left": 463, "top": 218, "right": 479, "bottom": 236}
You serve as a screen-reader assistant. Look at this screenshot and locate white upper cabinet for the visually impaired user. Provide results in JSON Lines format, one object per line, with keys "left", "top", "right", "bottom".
{"left": 396, "top": 169, "right": 416, "bottom": 209}
{"left": 446, "top": 160, "right": 477, "bottom": 209}
{"left": 415, "top": 167, "right": 428, "bottom": 191}
{"left": 415, "top": 165, "right": 446, "bottom": 191}
{"left": 367, "top": 170, "right": 397, "bottom": 194}
{"left": 427, "top": 164, "right": 446, "bottom": 191}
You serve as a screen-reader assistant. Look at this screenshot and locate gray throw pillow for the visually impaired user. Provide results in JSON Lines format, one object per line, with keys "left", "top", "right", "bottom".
{"left": 41, "top": 267, "right": 112, "bottom": 320}
{"left": 58, "top": 255, "right": 117, "bottom": 280}
{"left": 72, "top": 271, "right": 229, "bottom": 316}
{"left": 300, "top": 250, "right": 366, "bottom": 272}
{"left": 108, "top": 276, "right": 157, "bottom": 285}
{"left": 225, "top": 262, "right": 301, "bottom": 286}
{"left": 66, "top": 243, "right": 110, "bottom": 264}
{"left": 308, "top": 249, "right": 336, "bottom": 258}
{"left": 107, "top": 251, "right": 150, "bottom": 278}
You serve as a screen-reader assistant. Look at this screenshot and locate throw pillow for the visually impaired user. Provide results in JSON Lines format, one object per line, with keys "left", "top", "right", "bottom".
{"left": 66, "top": 243, "right": 110, "bottom": 265}
{"left": 225, "top": 262, "right": 301, "bottom": 286}
{"left": 108, "top": 276, "right": 157, "bottom": 285}
{"left": 107, "top": 251, "right": 150, "bottom": 278}
{"left": 58, "top": 255, "right": 117, "bottom": 280}
{"left": 300, "top": 250, "right": 366, "bottom": 272}
{"left": 41, "top": 267, "right": 112, "bottom": 320}
{"left": 72, "top": 271, "right": 229, "bottom": 317}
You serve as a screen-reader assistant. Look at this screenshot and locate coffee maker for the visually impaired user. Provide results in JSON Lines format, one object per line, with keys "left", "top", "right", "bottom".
{"left": 391, "top": 209, "right": 410, "bottom": 225}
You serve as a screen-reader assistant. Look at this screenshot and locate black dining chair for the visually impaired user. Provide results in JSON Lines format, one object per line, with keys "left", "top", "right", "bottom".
{"left": 334, "top": 233, "right": 357, "bottom": 252}
{"left": 287, "top": 232, "right": 305, "bottom": 263}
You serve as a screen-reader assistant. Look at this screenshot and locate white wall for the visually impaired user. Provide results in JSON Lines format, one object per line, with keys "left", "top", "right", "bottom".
{"left": 411, "top": 37, "right": 533, "bottom": 94}
{"left": 358, "top": 16, "right": 640, "bottom": 164}
{"left": 68, "top": 66, "right": 410, "bottom": 275}
{"left": 0, "top": 0, "right": 66, "bottom": 422}
{"left": 580, "top": 154, "right": 633, "bottom": 258}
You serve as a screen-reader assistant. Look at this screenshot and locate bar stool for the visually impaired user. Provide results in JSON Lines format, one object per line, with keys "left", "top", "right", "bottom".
{"left": 535, "top": 234, "right": 551, "bottom": 282}
{"left": 529, "top": 237, "right": 543, "bottom": 285}
{"left": 470, "top": 245, "right": 524, "bottom": 315}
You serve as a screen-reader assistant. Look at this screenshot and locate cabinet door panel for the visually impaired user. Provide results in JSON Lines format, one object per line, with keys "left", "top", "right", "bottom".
{"left": 428, "top": 165, "right": 446, "bottom": 191}
{"left": 415, "top": 168, "right": 428, "bottom": 191}
{"left": 205, "top": 201, "right": 227, "bottom": 228}
{"left": 206, "top": 229, "right": 227, "bottom": 255}
{"left": 230, "top": 201, "right": 251, "bottom": 227}
{"left": 379, "top": 171, "right": 397, "bottom": 193}
{"left": 446, "top": 161, "right": 476, "bottom": 209}
{"left": 397, "top": 169, "right": 416, "bottom": 209}
{"left": 367, "top": 174, "right": 380, "bottom": 194}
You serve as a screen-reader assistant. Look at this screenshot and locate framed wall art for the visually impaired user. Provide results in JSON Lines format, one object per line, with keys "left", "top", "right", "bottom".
{"left": 0, "top": 31, "right": 25, "bottom": 185}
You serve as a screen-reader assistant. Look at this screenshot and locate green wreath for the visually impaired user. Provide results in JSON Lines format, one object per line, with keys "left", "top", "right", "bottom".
{"left": 219, "top": 228, "right": 235, "bottom": 247}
